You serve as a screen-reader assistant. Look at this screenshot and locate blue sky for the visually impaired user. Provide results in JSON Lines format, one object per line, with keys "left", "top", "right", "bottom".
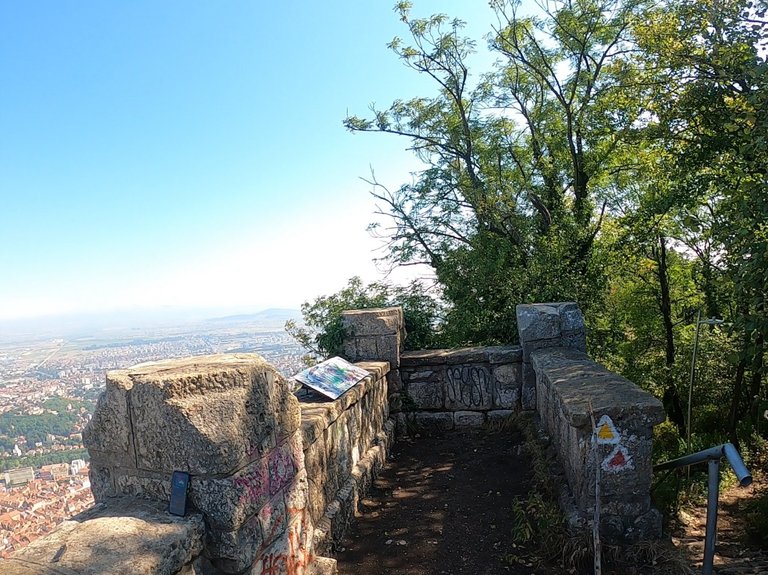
{"left": 0, "top": 1, "right": 498, "bottom": 320}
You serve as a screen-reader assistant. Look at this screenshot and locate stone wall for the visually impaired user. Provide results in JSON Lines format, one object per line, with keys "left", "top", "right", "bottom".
{"left": 6, "top": 354, "right": 392, "bottom": 575}
{"left": 341, "top": 307, "right": 405, "bottom": 395}
{"left": 397, "top": 346, "right": 522, "bottom": 433}
{"left": 299, "top": 362, "right": 393, "bottom": 554}
{"left": 517, "top": 304, "right": 666, "bottom": 542}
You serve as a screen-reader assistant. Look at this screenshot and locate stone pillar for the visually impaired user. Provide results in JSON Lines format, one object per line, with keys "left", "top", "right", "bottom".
{"left": 516, "top": 302, "right": 586, "bottom": 410}
{"left": 341, "top": 307, "right": 405, "bottom": 395}
{"left": 83, "top": 354, "right": 316, "bottom": 575}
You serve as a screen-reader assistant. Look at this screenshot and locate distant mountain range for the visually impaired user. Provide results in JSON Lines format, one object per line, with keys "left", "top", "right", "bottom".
{"left": 0, "top": 307, "right": 303, "bottom": 342}
{"left": 205, "top": 308, "right": 303, "bottom": 324}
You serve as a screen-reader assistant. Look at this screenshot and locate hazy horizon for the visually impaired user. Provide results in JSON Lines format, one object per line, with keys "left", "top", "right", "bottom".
{"left": 0, "top": 1, "right": 494, "bottom": 322}
{"left": 0, "top": 304, "right": 303, "bottom": 340}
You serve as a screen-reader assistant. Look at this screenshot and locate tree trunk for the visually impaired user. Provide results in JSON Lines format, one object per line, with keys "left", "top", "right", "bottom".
{"left": 654, "top": 235, "right": 686, "bottom": 433}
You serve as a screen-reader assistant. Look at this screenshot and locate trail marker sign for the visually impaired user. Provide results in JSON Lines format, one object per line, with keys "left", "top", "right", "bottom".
{"left": 595, "top": 415, "right": 620, "bottom": 445}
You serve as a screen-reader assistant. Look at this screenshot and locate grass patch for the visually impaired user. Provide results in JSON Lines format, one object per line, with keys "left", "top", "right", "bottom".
{"left": 498, "top": 412, "right": 693, "bottom": 575}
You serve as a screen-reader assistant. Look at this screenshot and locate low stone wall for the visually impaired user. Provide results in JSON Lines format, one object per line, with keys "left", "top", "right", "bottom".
{"left": 299, "top": 362, "right": 393, "bottom": 553}
{"left": 519, "top": 304, "right": 666, "bottom": 542}
{"left": 6, "top": 354, "right": 392, "bottom": 575}
{"left": 396, "top": 346, "right": 522, "bottom": 432}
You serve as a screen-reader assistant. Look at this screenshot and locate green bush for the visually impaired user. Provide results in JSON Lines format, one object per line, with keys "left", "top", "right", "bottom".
{"left": 286, "top": 276, "right": 445, "bottom": 363}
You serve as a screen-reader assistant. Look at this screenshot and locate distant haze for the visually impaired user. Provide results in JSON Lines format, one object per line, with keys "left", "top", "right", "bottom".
{"left": 0, "top": 306, "right": 302, "bottom": 341}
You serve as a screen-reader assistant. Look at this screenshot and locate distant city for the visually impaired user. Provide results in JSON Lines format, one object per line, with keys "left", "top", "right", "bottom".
{"left": 0, "top": 308, "right": 307, "bottom": 557}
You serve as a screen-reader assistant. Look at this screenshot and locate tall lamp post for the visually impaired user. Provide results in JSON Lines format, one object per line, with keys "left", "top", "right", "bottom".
{"left": 687, "top": 312, "right": 724, "bottom": 458}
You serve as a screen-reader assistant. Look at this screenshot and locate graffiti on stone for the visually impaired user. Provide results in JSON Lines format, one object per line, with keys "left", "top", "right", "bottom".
{"left": 445, "top": 365, "right": 491, "bottom": 409}
{"left": 234, "top": 462, "right": 269, "bottom": 507}
{"left": 268, "top": 443, "right": 296, "bottom": 496}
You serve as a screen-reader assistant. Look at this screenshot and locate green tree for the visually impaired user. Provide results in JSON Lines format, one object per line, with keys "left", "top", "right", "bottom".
{"left": 635, "top": 0, "right": 768, "bottom": 444}
{"left": 286, "top": 276, "right": 443, "bottom": 363}
{"left": 346, "top": 0, "right": 652, "bottom": 344}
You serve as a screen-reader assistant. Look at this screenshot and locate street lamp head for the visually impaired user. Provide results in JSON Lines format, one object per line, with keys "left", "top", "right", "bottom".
{"left": 699, "top": 318, "right": 724, "bottom": 326}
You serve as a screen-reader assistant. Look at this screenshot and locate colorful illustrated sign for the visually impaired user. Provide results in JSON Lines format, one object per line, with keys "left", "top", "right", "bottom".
{"left": 292, "top": 356, "right": 370, "bottom": 400}
{"left": 601, "top": 444, "right": 634, "bottom": 473}
{"left": 595, "top": 414, "right": 620, "bottom": 445}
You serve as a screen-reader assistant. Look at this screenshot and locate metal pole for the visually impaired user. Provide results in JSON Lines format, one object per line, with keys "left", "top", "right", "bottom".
{"left": 688, "top": 310, "right": 702, "bottom": 458}
{"left": 702, "top": 458, "right": 720, "bottom": 575}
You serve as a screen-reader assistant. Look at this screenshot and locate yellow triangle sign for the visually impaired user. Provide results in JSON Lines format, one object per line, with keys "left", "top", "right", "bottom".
{"left": 595, "top": 415, "right": 620, "bottom": 445}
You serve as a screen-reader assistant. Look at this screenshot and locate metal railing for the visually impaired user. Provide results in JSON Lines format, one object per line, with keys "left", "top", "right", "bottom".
{"left": 653, "top": 443, "right": 752, "bottom": 575}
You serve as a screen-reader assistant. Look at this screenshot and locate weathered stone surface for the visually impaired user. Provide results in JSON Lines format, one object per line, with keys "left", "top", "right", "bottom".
{"left": 530, "top": 348, "right": 665, "bottom": 427}
{"left": 492, "top": 363, "right": 521, "bottom": 409}
{"left": 190, "top": 433, "right": 301, "bottom": 531}
{"left": 407, "top": 380, "right": 443, "bottom": 409}
{"left": 444, "top": 347, "right": 489, "bottom": 364}
{"left": 558, "top": 302, "right": 585, "bottom": 332}
{"left": 521, "top": 337, "right": 561, "bottom": 362}
{"left": 341, "top": 307, "right": 404, "bottom": 336}
{"left": 561, "top": 331, "right": 587, "bottom": 353}
{"left": 205, "top": 514, "right": 264, "bottom": 574}
{"left": 250, "top": 510, "right": 313, "bottom": 575}
{"left": 414, "top": 412, "right": 455, "bottom": 432}
{"left": 400, "top": 349, "right": 453, "bottom": 366}
{"left": 530, "top": 344, "right": 665, "bottom": 542}
{"left": 521, "top": 363, "right": 537, "bottom": 411}
{"left": 487, "top": 409, "right": 515, "bottom": 423}
{"left": 486, "top": 345, "right": 523, "bottom": 364}
{"left": 444, "top": 364, "right": 492, "bottom": 410}
{"left": 5, "top": 498, "right": 203, "bottom": 575}
{"left": 87, "top": 461, "right": 115, "bottom": 501}
{"left": 93, "top": 354, "right": 299, "bottom": 477}
{"left": 454, "top": 411, "right": 485, "bottom": 428}
{"left": 82, "top": 372, "right": 133, "bottom": 457}
{"left": 516, "top": 304, "right": 561, "bottom": 342}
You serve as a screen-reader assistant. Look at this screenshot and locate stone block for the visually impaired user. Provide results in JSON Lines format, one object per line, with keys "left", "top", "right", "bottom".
{"left": 399, "top": 349, "right": 452, "bottom": 367}
{"left": 487, "top": 410, "right": 515, "bottom": 423}
{"left": 521, "top": 363, "right": 536, "bottom": 411}
{"left": 529, "top": 348, "right": 665, "bottom": 427}
{"left": 521, "top": 337, "right": 561, "bottom": 362}
{"left": 444, "top": 364, "right": 492, "bottom": 410}
{"left": 444, "top": 347, "right": 488, "bottom": 364}
{"left": 6, "top": 498, "right": 204, "bottom": 575}
{"left": 83, "top": 372, "right": 133, "bottom": 458}
{"left": 487, "top": 345, "right": 523, "bottom": 364}
{"left": 191, "top": 434, "right": 300, "bottom": 531}
{"left": 407, "top": 380, "right": 443, "bottom": 409}
{"left": 205, "top": 514, "right": 264, "bottom": 574}
{"left": 558, "top": 302, "right": 585, "bottom": 332}
{"left": 87, "top": 461, "right": 115, "bottom": 501}
{"left": 454, "top": 411, "right": 485, "bottom": 428}
{"left": 259, "top": 495, "right": 288, "bottom": 548}
{"left": 562, "top": 330, "right": 587, "bottom": 353}
{"left": 341, "top": 307, "right": 404, "bottom": 336}
{"left": 250, "top": 510, "right": 313, "bottom": 575}
{"left": 386, "top": 369, "right": 403, "bottom": 393}
{"left": 104, "top": 354, "right": 298, "bottom": 476}
{"left": 516, "top": 304, "right": 561, "bottom": 342}
{"left": 492, "top": 363, "right": 521, "bottom": 409}
{"left": 414, "top": 412, "right": 454, "bottom": 432}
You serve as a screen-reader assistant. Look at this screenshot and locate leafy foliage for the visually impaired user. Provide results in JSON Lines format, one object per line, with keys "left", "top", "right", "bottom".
{"left": 285, "top": 276, "right": 444, "bottom": 363}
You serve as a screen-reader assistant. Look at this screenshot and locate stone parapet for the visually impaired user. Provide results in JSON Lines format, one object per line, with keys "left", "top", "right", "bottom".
{"left": 531, "top": 347, "right": 665, "bottom": 542}
{"left": 4, "top": 498, "right": 204, "bottom": 575}
{"left": 0, "top": 353, "right": 374, "bottom": 575}
{"left": 516, "top": 302, "right": 587, "bottom": 410}
{"left": 299, "top": 361, "right": 393, "bottom": 554}
{"left": 341, "top": 308, "right": 405, "bottom": 393}
{"left": 394, "top": 346, "right": 522, "bottom": 434}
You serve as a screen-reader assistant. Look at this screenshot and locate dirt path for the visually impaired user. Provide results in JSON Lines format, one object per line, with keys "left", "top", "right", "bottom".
{"left": 673, "top": 473, "right": 768, "bottom": 574}
{"left": 333, "top": 427, "right": 552, "bottom": 575}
